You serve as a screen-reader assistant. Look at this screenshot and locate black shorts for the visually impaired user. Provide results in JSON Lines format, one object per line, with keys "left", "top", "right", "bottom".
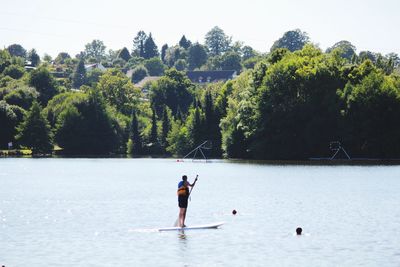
{"left": 178, "top": 195, "right": 188, "bottom": 208}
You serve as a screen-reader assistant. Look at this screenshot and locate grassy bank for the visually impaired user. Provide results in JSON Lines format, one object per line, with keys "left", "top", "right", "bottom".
{"left": 0, "top": 149, "right": 32, "bottom": 156}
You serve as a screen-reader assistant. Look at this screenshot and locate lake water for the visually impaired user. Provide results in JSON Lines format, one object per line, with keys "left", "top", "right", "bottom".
{"left": 0, "top": 158, "right": 399, "bottom": 266}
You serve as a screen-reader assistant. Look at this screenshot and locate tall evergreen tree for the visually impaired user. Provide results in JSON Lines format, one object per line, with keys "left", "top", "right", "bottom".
{"left": 144, "top": 33, "right": 159, "bottom": 59}
{"left": 150, "top": 108, "right": 158, "bottom": 144}
{"left": 204, "top": 91, "right": 214, "bottom": 130}
{"left": 129, "top": 110, "right": 142, "bottom": 154}
{"left": 72, "top": 59, "right": 87, "bottom": 89}
{"left": 179, "top": 35, "right": 191, "bottom": 49}
{"left": 161, "top": 106, "right": 171, "bottom": 149}
{"left": 204, "top": 91, "right": 222, "bottom": 156}
{"left": 133, "top": 31, "right": 147, "bottom": 57}
{"left": 117, "top": 47, "right": 131, "bottom": 61}
{"left": 28, "top": 49, "right": 40, "bottom": 66}
{"left": 147, "top": 108, "right": 162, "bottom": 154}
{"left": 161, "top": 44, "right": 168, "bottom": 64}
{"left": 189, "top": 106, "right": 204, "bottom": 148}
{"left": 16, "top": 101, "right": 53, "bottom": 154}
{"left": 175, "top": 105, "right": 183, "bottom": 121}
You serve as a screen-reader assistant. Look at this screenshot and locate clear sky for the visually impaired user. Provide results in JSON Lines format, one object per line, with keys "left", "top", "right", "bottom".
{"left": 1, "top": 0, "right": 399, "bottom": 57}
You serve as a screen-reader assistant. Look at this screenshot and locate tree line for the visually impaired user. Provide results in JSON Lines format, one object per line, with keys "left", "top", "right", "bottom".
{"left": 1, "top": 28, "right": 399, "bottom": 158}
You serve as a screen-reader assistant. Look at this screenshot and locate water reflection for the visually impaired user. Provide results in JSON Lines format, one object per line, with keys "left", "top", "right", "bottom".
{"left": 178, "top": 230, "right": 187, "bottom": 241}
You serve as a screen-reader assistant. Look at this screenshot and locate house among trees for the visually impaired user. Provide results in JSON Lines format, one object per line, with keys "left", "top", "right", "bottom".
{"left": 84, "top": 63, "right": 106, "bottom": 72}
{"left": 134, "top": 76, "right": 162, "bottom": 88}
{"left": 186, "top": 70, "right": 237, "bottom": 83}
{"left": 133, "top": 76, "right": 162, "bottom": 95}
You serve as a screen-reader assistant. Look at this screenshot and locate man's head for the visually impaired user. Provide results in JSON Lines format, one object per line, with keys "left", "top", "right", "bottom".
{"left": 296, "top": 227, "right": 302, "bottom": 235}
{"left": 182, "top": 175, "right": 187, "bottom": 181}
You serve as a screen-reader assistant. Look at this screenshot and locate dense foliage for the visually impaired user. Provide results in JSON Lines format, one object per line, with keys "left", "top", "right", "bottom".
{"left": 1, "top": 27, "right": 399, "bottom": 159}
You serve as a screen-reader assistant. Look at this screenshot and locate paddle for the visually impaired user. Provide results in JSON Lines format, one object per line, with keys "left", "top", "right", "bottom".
{"left": 173, "top": 175, "right": 198, "bottom": 227}
{"left": 188, "top": 175, "right": 198, "bottom": 200}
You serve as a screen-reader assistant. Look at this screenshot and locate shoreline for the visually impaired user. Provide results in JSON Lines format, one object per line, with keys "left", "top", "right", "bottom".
{"left": 1, "top": 153, "right": 400, "bottom": 165}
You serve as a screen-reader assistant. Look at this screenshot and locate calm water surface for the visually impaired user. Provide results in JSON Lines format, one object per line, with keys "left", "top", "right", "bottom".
{"left": 0, "top": 158, "right": 400, "bottom": 266}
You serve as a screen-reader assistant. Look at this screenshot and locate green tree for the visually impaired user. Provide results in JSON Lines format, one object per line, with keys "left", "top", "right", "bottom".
{"left": 179, "top": 35, "right": 191, "bottom": 49}
{"left": 268, "top": 48, "right": 290, "bottom": 64}
{"left": 132, "top": 31, "right": 147, "bottom": 57}
{"left": 150, "top": 69, "right": 193, "bottom": 117}
{"left": 174, "top": 59, "right": 187, "bottom": 71}
{"left": 44, "top": 91, "right": 87, "bottom": 127}
{"left": 28, "top": 67, "right": 58, "bottom": 105}
{"left": 166, "top": 120, "right": 191, "bottom": 156}
{"left": 161, "top": 106, "right": 171, "bottom": 149}
{"left": 131, "top": 66, "right": 148, "bottom": 84}
{"left": 112, "top": 57, "right": 126, "bottom": 69}
{"left": 242, "top": 45, "right": 257, "bottom": 61}
{"left": 205, "top": 26, "right": 232, "bottom": 56}
{"left": 27, "top": 49, "right": 40, "bottom": 66}
{"left": 203, "top": 91, "right": 222, "bottom": 156}
{"left": 54, "top": 52, "right": 71, "bottom": 64}
{"left": 188, "top": 43, "right": 208, "bottom": 70}
{"left": 16, "top": 101, "right": 53, "bottom": 154}
{"left": 0, "top": 49, "right": 12, "bottom": 73}
{"left": 187, "top": 106, "right": 204, "bottom": 148}
{"left": 4, "top": 86, "right": 38, "bottom": 110}
{"left": 84, "top": 39, "right": 106, "bottom": 61}
{"left": 7, "top": 44, "right": 26, "bottom": 58}
{"left": 3, "top": 65, "right": 25, "bottom": 79}
{"left": 0, "top": 100, "right": 24, "bottom": 149}
{"left": 72, "top": 59, "right": 87, "bottom": 89}
{"left": 339, "top": 72, "right": 400, "bottom": 157}
{"left": 326, "top": 40, "right": 356, "bottom": 61}
{"left": 253, "top": 45, "right": 343, "bottom": 159}
{"left": 55, "top": 90, "right": 120, "bottom": 154}
{"left": 43, "top": 54, "right": 52, "bottom": 63}
{"left": 215, "top": 81, "right": 233, "bottom": 118}
{"left": 358, "top": 51, "right": 376, "bottom": 63}
{"left": 387, "top": 53, "right": 400, "bottom": 68}
{"left": 127, "top": 110, "right": 143, "bottom": 155}
{"left": 144, "top": 57, "right": 165, "bottom": 76}
{"left": 161, "top": 44, "right": 168, "bottom": 64}
{"left": 86, "top": 68, "right": 103, "bottom": 86}
{"left": 216, "top": 51, "right": 242, "bottom": 72}
{"left": 164, "top": 46, "right": 187, "bottom": 67}
{"left": 150, "top": 109, "right": 158, "bottom": 143}
{"left": 97, "top": 69, "right": 141, "bottom": 115}
{"left": 147, "top": 108, "right": 161, "bottom": 153}
{"left": 117, "top": 47, "right": 131, "bottom": 61}
{"left": 220, "top": 73, "right": 252, "bottom": 158}
{"left": 270, "top": 29, "right": 310, "bottom": 52}
{"left": 143, "top": 33, "right": 159, "bottom": 59}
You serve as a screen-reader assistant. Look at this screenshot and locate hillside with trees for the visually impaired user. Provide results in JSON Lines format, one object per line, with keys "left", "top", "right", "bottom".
{"left": 1, "top": 27, "right": 399, "bottom": 159}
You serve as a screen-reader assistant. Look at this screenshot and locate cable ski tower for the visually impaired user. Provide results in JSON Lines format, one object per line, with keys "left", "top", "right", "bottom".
{"left": 329, "top": 141, "right": 351, "bottom": 160}
{"left": 181, "top": 140, "right": 212, "bottom": 162}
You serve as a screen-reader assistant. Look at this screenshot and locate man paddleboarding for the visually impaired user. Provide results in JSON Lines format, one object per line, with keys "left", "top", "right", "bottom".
{"left": 177, "top": 175, "right": 197, "bottom": 227}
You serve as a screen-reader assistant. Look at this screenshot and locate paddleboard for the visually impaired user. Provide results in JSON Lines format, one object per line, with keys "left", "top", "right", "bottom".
{"left": 158, "top": 222, "right": 224, "bottom": 232}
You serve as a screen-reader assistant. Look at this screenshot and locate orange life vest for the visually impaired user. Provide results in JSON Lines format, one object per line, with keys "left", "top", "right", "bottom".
{"left": 177, "top": 181, "right": 189, "bottom": 196}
